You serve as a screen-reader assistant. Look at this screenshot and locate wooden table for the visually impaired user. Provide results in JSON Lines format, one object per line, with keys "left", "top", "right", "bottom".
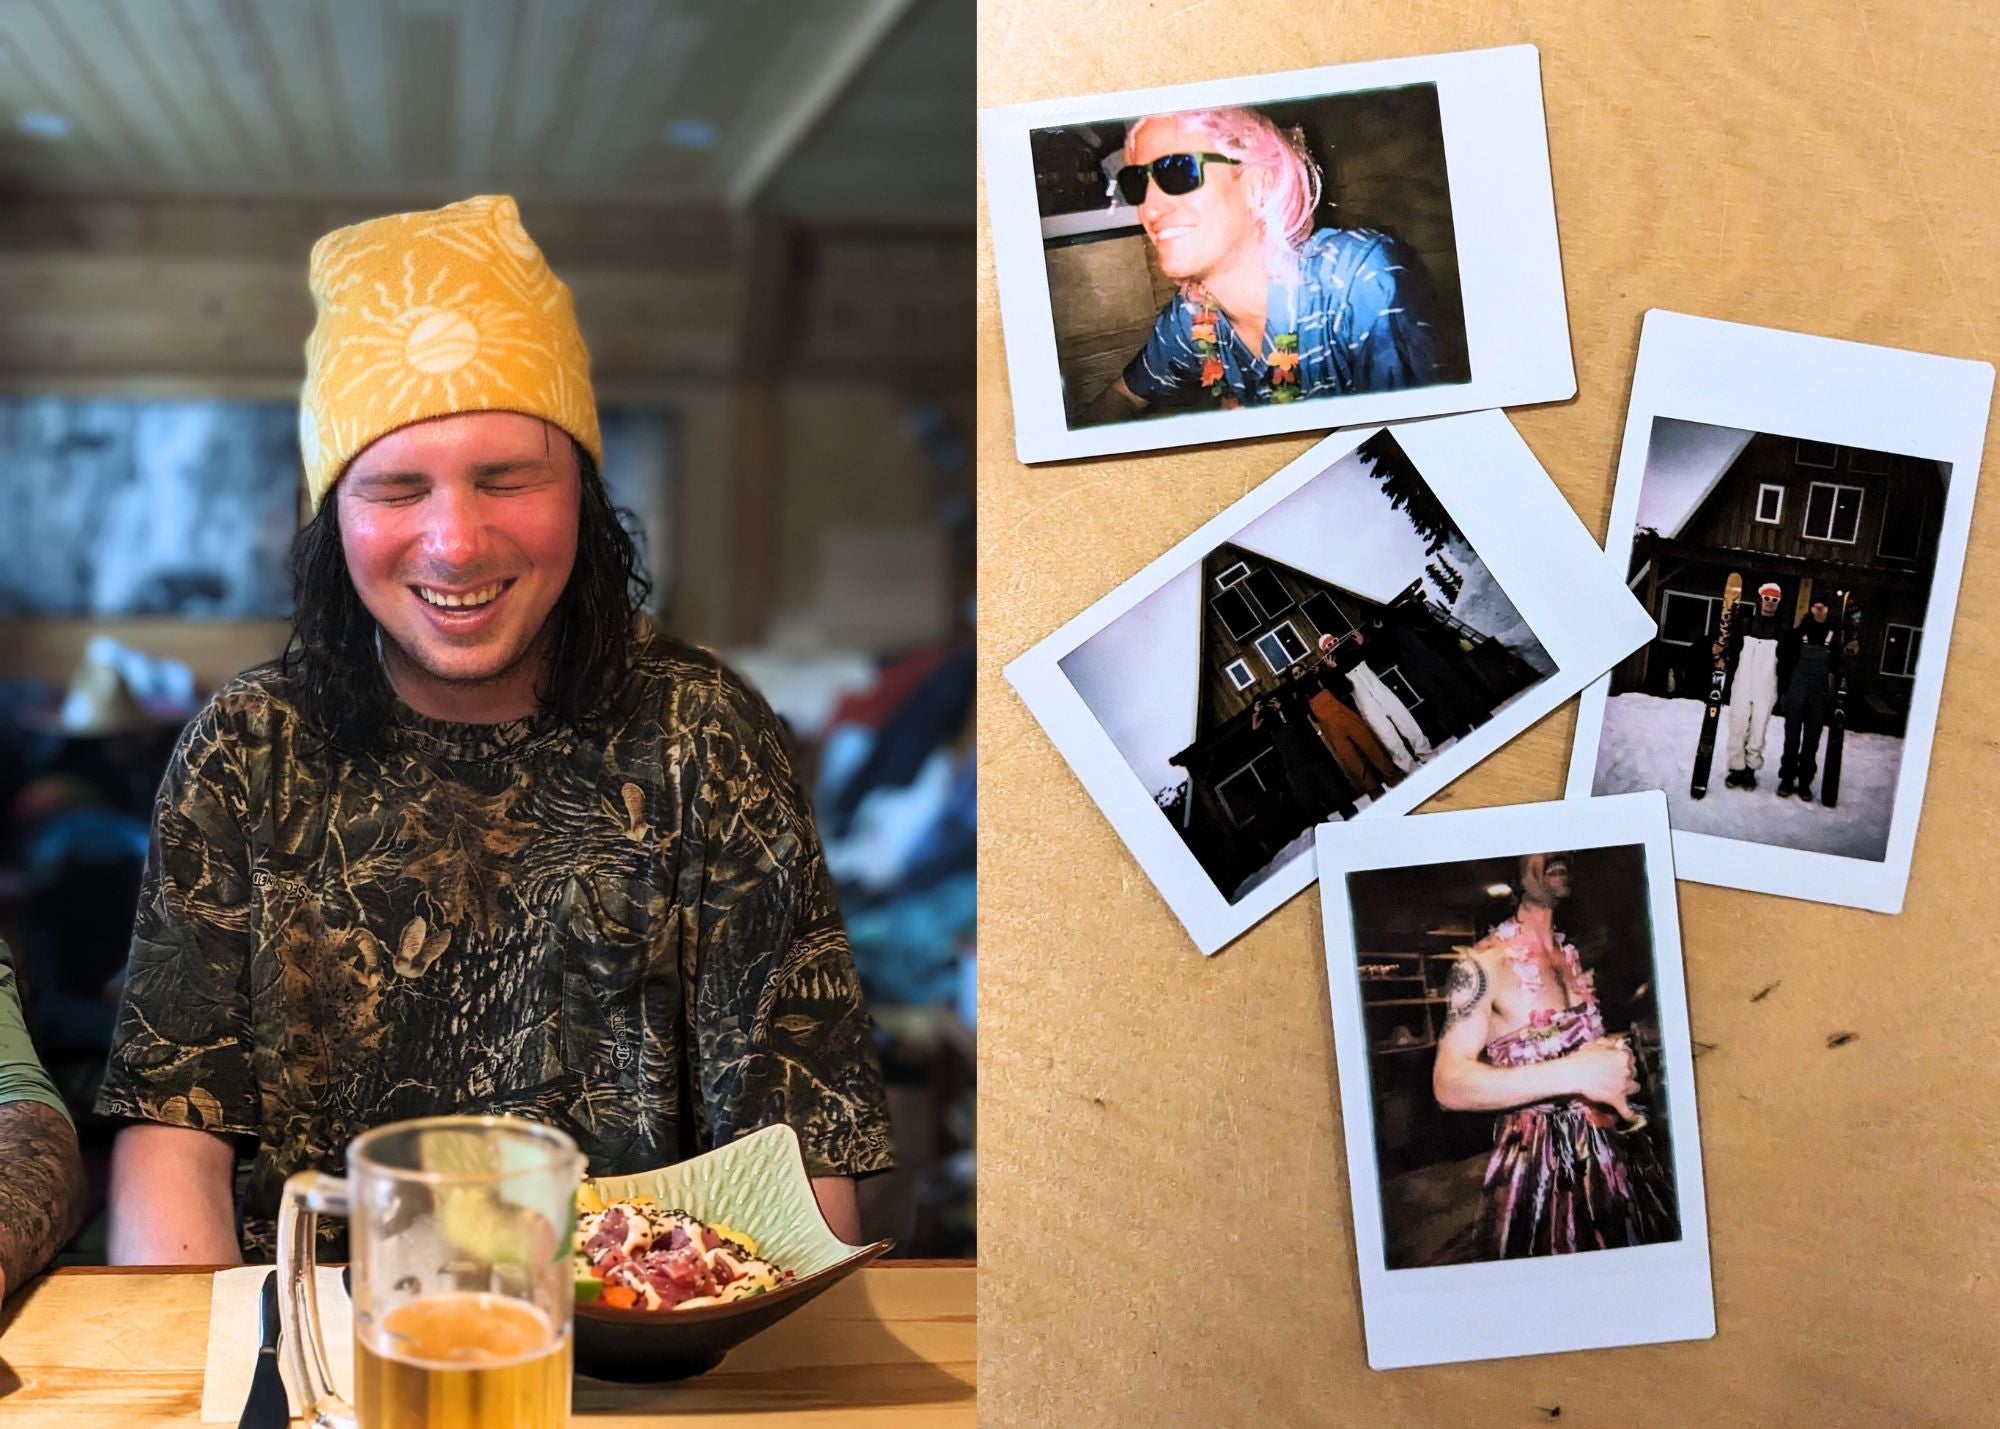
{"left": 982, "top": 3, "right": 2000, "bottom": 1425}
{"left": 0, "top": 1263, "right": 974, "bottom": 1426}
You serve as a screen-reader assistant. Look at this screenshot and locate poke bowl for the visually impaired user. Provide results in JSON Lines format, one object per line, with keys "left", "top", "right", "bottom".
{"left": 571, "top": 1123, "right": 892, "bottom": 1381}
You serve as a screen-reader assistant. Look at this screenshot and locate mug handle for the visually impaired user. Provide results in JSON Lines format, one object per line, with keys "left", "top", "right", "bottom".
{"left": 276, "top": 1171, "right": 358, "bottom": 1429}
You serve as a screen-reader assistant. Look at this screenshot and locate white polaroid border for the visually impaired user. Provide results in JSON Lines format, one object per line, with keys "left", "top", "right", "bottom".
{"left": 1565, "top": 310, "right": 1995, "bottom": 914}
{"left": 980, "top": 43, "right": 1575, "bottom": 465}
{"left": 1314, "top": 791, "right": 1714, "bottom": 1368}
{"left": 1005, "top": 409, "right": 1655, "bottom": 954}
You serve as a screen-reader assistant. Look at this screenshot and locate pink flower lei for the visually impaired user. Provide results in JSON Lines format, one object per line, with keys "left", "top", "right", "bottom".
{"left": 1490, "top": 918, "right": 1595, "bottom": 1005}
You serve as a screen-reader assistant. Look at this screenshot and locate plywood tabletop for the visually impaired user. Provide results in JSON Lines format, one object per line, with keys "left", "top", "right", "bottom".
{"left": 0, "top": 1264, "right": 974, "bottom": 1427}
{"left": 977, "top": 3, "right": 1999, "bottom": 1426}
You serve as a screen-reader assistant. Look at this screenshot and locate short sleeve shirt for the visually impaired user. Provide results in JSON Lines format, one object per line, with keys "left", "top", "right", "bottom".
{"left": 1, "top": 937, "right": 71, "bottom": 1123}
{"left": 1122, "top": 228, "right": 1449, "bottom": 408}
{"left": 97, "top": 632, "right": 894, "bottom": 1260}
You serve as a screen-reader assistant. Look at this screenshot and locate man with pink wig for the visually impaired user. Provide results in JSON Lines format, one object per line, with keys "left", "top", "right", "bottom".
{"left": 1080, "top": 106, "right": 1448, "bottom": 425}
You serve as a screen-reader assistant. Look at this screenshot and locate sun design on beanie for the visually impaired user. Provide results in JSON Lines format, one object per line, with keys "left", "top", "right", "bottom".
{"left": 317, "top": 250, "right": 553, "bottom": 394}
{"left": 299, "top": 195, "right": 600, "bottom": 512}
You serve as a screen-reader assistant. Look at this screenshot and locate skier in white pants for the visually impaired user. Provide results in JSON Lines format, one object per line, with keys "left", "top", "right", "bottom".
{"left": 1720, "top": 581, "right": 1787, "bottom": 790}
{"left": 1319, "top": 631, "right": 1433, "bottom": 774}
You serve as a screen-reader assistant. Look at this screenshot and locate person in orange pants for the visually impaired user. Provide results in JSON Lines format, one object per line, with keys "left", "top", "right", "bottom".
{"left": 1297, "top": 659, "right": 1398, "bottom": 799}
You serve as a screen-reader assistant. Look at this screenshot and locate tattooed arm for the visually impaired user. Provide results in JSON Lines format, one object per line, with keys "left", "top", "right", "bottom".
{"left": 0, "top": 1100, "right": 87, "bottom": 1301}
{"left": 0, "top": 939, "right": 86, "bottom": 1299}
{"left": 1431, "top": 950, "right": 1635, "bottom": 1113}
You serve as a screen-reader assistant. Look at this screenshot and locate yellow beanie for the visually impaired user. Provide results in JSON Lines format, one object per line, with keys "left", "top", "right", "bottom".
{"left": 299, "top": 194, "right": 601, "bottom": 513}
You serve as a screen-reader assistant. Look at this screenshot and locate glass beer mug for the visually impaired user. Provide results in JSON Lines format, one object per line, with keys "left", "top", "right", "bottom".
{"left": 277, "top": 1115, "right": 585, "bottom": 1429}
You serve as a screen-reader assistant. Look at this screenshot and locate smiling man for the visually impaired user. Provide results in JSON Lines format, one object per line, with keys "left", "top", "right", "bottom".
{"left": 1432, "top": 853, "right": 1677, "bottom": 1259}
{"left": 1078, "top": 105, "right": 1449, "bottom": 424}
{"left": 98, "top": 196, "right": 891, "bottom": 1262}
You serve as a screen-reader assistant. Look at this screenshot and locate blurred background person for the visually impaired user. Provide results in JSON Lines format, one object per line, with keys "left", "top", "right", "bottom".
{"left": 0, "top": 0, "right": 973, "bottom": 1266}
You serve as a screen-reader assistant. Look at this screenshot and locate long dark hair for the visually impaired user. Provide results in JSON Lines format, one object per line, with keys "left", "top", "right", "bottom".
{"left": 282, "top": 438, "right": 652, "bottom": 752}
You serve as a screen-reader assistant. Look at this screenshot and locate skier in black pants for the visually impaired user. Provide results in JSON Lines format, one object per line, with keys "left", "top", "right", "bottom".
{"left": 1776, "top": 596, "right": 1860, "bottom": 801}
{"left": 1252, "top": 685, "right": 1360, "bottom": 824}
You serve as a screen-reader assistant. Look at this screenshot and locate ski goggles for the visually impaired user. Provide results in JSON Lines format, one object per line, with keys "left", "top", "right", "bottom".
{"left": 1110, "top": 151, "right": 1240, "bottom": 206}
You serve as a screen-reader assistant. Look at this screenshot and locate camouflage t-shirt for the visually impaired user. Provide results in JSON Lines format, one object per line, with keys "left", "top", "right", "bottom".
{"left": 97, "top": 633, "right": 893, "bottom": 1259}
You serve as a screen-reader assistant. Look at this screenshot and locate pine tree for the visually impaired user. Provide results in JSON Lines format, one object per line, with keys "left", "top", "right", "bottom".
{"left": 1356, "top": 430, "right": 1466, "bottom": 555}
{"left": 1426, "top": 557, "right": 1464, "bottom": 603}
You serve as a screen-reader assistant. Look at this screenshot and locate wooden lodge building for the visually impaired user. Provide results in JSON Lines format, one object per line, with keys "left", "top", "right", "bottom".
{"left": 1161, "top": 543, "right": 1539, "bottom": 901}
{"left": 1615, "top": 432, "right": 1946, "bottom": 735}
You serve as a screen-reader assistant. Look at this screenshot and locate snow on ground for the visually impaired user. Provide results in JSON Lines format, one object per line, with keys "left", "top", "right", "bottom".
{"left": 1441, "top": 537, "right": 1557, "bottom": 675}
{"left": 1591, "top": 693, "right": 1900, "bottom": 861}
{"left": 1231, "top": 826, "right": 1320, "bottom": 903}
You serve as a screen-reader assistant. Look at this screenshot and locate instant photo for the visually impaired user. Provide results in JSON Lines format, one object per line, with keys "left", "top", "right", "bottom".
{"left": 1567, "top": 312, "right": 1994, "bottom": 912}
{"left": 1007, "top": 412, "right": 1654, "bottom": 954}
{"left": 982, "top": 45, "right": 1574, "bottom": 463}
{"left": 1316, "top": 793, "right": 1714, "bottom": 1368}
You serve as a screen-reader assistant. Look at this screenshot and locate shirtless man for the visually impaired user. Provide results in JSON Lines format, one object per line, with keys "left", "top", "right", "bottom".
{"left": 1431, "top": 852, "right": 1676, "bottom": 1258}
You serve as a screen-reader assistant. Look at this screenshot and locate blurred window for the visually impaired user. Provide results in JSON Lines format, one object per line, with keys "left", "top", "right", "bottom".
{"left": 1253, "top": 621, "right": 1309, "bottom": 673}
{"left": 1881, "top": 623, "right": 1921, "bottom": 678}
{"left": 1211, "top": 587, "right": 1258, "bottom": 640}
{"left": 1243, "top": 567, "right": 1293, "bottom": 620}
{"left": 1802, "top": 482, "right": 1862, "bottom": 544}
{"left": 1658, "top": 590, "right": 1717, "bottom": 646}
{"left": 1378, "top": 665, "right": 1422, "bottom": 708}
{"left": 1215, "top": 748, "right": 1283, "bottom": 826}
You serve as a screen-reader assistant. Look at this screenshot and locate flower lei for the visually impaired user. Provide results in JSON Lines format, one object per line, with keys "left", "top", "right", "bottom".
{"left": 1267, "top": 333, "right": 1302, "bottom": 402}
{"left": 1493, "top": 919, "right": 1595, "bottom": 1005}
{"left": 1188, "top": 298, "right": 1301, "bottom": 410}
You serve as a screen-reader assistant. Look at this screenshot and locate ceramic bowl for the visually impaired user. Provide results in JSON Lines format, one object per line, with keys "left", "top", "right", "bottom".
{"left": 572, "top": 1123, "right": 891, "bottom": 1381}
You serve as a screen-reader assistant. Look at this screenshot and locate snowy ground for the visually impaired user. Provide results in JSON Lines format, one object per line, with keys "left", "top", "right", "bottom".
{"left": 1440, "top": 537, "right": 1558, "bottom": 676}
{"left": 1231, "top": 827, "right": 1320, "bottom": 903}
{"left": 1225, "top": 734, "right": 1467, "bottom": 902}
{"left": 1590, "top": 693, "right": 1900, "bottom": 861}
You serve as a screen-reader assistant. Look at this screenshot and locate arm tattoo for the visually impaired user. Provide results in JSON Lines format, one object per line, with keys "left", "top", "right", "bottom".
{"left": 1441, "top": 957, "right": 1487, "bottom": 1031}
{"left": 0, "top": 1101, "right": 87, "bottom": 1294}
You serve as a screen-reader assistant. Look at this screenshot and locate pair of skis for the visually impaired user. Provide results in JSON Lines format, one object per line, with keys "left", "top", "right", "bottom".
{"left": 1688, "top": 574, "right": 1862, "bottom": 805}
{"left": 1820, "top": 594, "right": 1862, "bottom": 808}
{"left": 1688, "top": 573, "right": 1742, "bottom": 800}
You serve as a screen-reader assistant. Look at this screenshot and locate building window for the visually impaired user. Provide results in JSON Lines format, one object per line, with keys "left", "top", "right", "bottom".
{"left": 1877, "top": 491, "right": 1925, "bottom": 562}
{"left": 1881, "top": 623, "right": 1922, "bottom": 678}
{"left": 1300, "top": 590, "right": 1352, "bottom": 643}
{"left": 1211, "top": 586, "right": 1259, "bottom": 640}
{"left": 1378, "top": 665, "right": 1423, "bottom": 708}
{"left": 1215, "top": 749, "right": 1285, "bottom": 827}
{"left": 1847, "top": 447, "right": 1893, "bottom": 475}
{"left": 1658, "top": 590, "right": 1719, "bottom": 646}
{"left": 1214, "top": 560, "right": 1299, "bottom": 637}
{"left": 1243, "top": 566, "right": 1294, "bottom": 620}
{"left": 1755, "top": 483, "right": 1784, "bottom": 524}
{"left": 1796, "top": 439, "right": 1838, "bottom": 469}
{"left": 1803, "top": 481, "right": 1863, "bottom": 544}
{"left": 1225, "top": 658, "right": 1255, "bottom": 691}
{"left": 1253, "top": 621, "right": 1310, "bottom": 674}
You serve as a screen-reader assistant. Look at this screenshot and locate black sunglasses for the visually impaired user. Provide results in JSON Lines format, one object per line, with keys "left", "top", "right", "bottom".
{"left": 1110, "top": 151, "right": 1240, "bottom": 206}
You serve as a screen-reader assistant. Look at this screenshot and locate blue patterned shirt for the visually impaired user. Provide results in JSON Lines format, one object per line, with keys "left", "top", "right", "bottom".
{"left": 1121, "top": 228, "right": 1450, "bottom": 408}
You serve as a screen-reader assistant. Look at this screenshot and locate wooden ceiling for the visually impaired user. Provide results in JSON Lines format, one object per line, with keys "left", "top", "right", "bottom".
{"left": 0, "top": 0, "right": 970, "bottom": 224}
